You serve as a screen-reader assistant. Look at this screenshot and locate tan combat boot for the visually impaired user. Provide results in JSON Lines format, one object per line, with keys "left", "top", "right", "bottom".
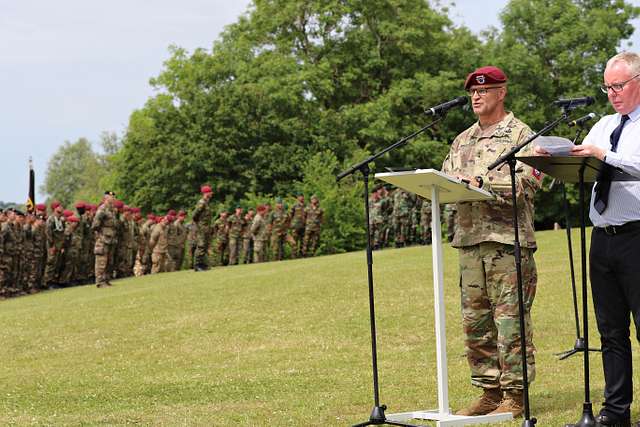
{"left": 455, "top": 387, "right": 502, "bottom": 416}
{"left": 488, "top": 389, "right": 524, "bottom": 418}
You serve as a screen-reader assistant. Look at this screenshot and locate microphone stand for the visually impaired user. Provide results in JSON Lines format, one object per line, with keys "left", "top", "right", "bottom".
{"left": 487, "top": 110, "right": 570, "bottom": 427}
{"left": 338, "top": 112, "right": 447, "bottom": 427}
{"left": 555, "top": 126, "right": 600, "bottom": 362}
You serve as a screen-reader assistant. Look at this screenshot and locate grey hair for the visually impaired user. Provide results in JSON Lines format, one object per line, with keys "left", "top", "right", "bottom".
{"left": 607, "top": 51, "right": 640, "bottom": 75}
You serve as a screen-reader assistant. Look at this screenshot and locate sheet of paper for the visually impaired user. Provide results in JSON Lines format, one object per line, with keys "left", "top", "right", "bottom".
{"left": 534, "top": 136, "right": 575, "bottom": 156}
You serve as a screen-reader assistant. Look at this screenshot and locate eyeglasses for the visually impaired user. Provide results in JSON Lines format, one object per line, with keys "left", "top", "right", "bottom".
{"left": 600, "top": 73, "right": 640, "bottom": 94}
{"left": 467, "top": 87, "right": 504, "bottom": 97}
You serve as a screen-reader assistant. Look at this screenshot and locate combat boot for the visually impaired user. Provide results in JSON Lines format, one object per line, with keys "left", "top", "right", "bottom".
{"left": 455, "top": 387, "right": 502, "bottom": 416}
{"left": 488, "top": 389, "right": 524, "bottom": 418}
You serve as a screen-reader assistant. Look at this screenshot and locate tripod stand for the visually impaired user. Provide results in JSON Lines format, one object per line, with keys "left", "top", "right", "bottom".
{"left": 554, "top": 127, "right": 601, "bottom": 364}
{"left": 338, "top": 115, "right": 446, "bottom": 427}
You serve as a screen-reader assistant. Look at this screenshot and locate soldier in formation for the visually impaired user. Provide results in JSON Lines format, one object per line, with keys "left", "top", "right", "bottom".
{"left": 0, "top": 186, "right": 329, "bottom": 298}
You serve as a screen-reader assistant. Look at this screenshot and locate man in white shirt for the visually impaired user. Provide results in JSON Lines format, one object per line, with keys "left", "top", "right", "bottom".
{"left": 538, "top": 51, "right": 640, "bottom": 427}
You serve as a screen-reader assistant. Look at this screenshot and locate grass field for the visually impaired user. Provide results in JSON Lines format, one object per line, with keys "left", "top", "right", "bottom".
{"left": 1, "top": 228, "right": 639, "bottom": 426}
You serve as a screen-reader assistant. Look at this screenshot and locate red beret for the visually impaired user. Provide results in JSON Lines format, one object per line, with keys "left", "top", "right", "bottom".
{"left": 201, "top": 185, "right": 212, "bottom": 194}
{"left": 155, "top": 216, "right": 164, "bottom": 223}
{"left": 123, "top": 205, "right": 131, "bottom": 212}
{"left": 89, "top": 204, "right": 98, "bottom": 211}
{"left": 166, "top": 215, "right": 175, "bottom": 222}
{"left": 75, "top": 201, "right": 86, "bottom": 209}
{"left": 131, "top": 207, "right": 140, "bottom": 214}
{"left": 51, "top": 201, "right": 61, "bottom": 210}
{"left": 67, "top": 216, "right": 79, "bottom": 223}
{"left": 62, "top": 209, "right": 73, "bottom": 217}
{"left": 114, "top": 200, "right": 124, "bottom": 209}
{"left": 167, "top": 209, "right": 176, "bottom": 216}
{"left": 464, "top": 66, "right": 508, "bottom": 90}
{"left": 147, "top": 213, "right": 156, "bottom": 220}
{"left": 36, "top": 203, "right": 46, "bottom": 211}
{"left": 178, "top": 210, "right": 186, "bottom": 217}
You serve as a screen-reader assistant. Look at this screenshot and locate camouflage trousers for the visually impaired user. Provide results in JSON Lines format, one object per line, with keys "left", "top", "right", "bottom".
{"left": 290, "top": 227, "right": 304, "bottom": 258}
{"left": 95, "top": 242, "right": 115, "bottom": 286}
{"left": 270, "top": 234, "right": 286, "bottom": 261}
{"left": 253, "top": 239, "right": 267, "bottom": 263}
{"left": 302, "top": 228, "right": 320, "bottom": 257}
{"left": 193, "top": 228, "right": 211, "bottom": 267}
{"left": 242, "top": 237, "right": 253, "bottom": 264}
{"left": 44, "top": 247, "right": 63, "bottom": 285}
{"left": 228, "top": 237, "right": 241, "bottom": 265}
{"left": 393, "top": 216, "right": 410, "bottom": 244}
{"left": 459, "top": 241, "right": 537, "bottom": 391}
{"left": 151, "top": 251, "right": 169, "bottom": 274}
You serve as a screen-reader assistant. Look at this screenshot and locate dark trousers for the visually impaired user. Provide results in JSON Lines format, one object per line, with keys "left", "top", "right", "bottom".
{"left": 590, "top": 226, "right": 640, "bottom": 420}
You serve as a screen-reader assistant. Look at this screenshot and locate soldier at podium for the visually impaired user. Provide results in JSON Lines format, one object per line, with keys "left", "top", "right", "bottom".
{"left": 441, "top": 66, "right": 541, "bottom": 418}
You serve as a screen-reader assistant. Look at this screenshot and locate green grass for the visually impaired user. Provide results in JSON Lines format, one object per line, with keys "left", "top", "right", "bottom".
{"left": 1, "top": 228, "right": 639, "bottom": 426}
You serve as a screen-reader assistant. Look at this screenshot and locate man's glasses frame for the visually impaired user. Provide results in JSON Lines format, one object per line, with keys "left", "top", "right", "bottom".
{"left": 467, "top": 87, "right": 504, "bottom": 97}
{"left": 600, "top": 73, "right": 640, "bottom": 94}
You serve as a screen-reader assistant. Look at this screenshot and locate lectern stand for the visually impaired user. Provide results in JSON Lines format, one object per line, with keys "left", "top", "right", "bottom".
{"left": 517, "top": 155, "right": 636, "bottom": 427}
{"left": 375, "top": 169, "right": 512, "bottom": 426}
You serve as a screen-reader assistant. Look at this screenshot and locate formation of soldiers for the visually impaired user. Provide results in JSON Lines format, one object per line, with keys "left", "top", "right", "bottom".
{"left": 0, "top": 187, "right": 325, "bottom": 296}
{"left": 369, "top": 186, "right": 456, "bottom": 249}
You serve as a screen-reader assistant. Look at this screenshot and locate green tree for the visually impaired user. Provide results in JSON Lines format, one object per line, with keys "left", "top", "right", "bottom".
{"left": 115, "top": 0, "right": 482, "bottom": 213}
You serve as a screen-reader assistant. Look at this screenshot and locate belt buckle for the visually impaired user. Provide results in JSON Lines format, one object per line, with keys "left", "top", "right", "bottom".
{"left": 604, "top": 225, "right": 617, "bottom": 235}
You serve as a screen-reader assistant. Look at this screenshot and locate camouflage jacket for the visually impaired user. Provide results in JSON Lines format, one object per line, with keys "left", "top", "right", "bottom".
{"left": 149, "top": 224, "right": 168, "bottom": 254}
{"left": 269, "top": 208, "right": 289, "bottom": 236}
{"left": 304, "top": 205, "right": 324, "bottom": 232}
{"left": 441, "top": 112, "right": 540, "bottom": 249}
{"left": 227, "top": 214, "right": 245, "bottom": 240}
{"left": 46, "top": 214, "right": 66, "bottom": 249}
{"left": 192, "top": 197, "right": 213, "bottom": 229}
{"left": 250, "top": 213, "right": 269, "bottom": 242}
{"left": 289, "top": 202, "right": 306, "bottom": 230}
{"left": 92, "top": 205, "right": 117, "bottom": 245}
{"left": 213, "top": 217, "right": 229, "bottom": 243}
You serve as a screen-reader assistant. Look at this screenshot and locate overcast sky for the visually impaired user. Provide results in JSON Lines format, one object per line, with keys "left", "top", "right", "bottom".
{"left": 1, "top": 0, "right": 639, "bottom": 203}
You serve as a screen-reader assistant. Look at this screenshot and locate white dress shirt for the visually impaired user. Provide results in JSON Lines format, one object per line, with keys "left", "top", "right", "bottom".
{"left": 583, "top": 104, "right": 640, "bottom": 226}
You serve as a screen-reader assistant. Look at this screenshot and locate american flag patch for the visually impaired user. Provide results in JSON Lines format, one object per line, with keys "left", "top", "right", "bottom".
{"left": 532, "top": 168, "right": 542, "bottom": 180}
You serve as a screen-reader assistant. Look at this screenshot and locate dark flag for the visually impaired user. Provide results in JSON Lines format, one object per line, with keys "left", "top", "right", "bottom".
{"left": 26, "top": 157, "right": 35, "bottom": 213}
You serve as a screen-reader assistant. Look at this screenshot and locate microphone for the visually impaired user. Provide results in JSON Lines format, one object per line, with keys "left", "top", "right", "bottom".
{"left": 425, "top": 96, "right": 468, "bottom": 116}
{"left": 568, "top": 112, "right": 597, "bottom": 127}
{"left": 553, "top": 96, "right": 594, "bottom": 109}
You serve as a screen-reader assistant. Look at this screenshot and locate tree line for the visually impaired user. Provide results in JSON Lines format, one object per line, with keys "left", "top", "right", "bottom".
{"left": 41, "top": 0, "right": 639, "bottom": 254}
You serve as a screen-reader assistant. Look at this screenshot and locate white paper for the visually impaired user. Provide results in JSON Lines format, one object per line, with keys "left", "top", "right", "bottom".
{"left": 534, "top": 136, "right": 575, "bottom": 156}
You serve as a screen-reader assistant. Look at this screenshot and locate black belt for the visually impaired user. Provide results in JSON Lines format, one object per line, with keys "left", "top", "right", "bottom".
{"left": 596, "top": 220, "right": 640, "bottom": 236}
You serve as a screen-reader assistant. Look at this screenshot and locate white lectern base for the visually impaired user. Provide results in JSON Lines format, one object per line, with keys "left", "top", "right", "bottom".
{"left": 387, "top": 409, "right": 513, "bottom": 426}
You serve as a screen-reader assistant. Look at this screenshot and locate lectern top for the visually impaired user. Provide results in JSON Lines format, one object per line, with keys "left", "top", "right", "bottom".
{"left": 375, "top": 168, "right": 494, "bottom": 204}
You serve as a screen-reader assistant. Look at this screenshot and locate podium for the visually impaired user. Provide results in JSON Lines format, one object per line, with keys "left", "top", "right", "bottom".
{"left": 375, "top": 169, "right": 513, "bottom": 426}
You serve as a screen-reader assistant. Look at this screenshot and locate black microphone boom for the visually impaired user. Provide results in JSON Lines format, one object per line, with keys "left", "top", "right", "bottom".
{"left": 425, "top": 96, "right": 468, "bottom": 116}
{"left": 568, "top": 112, "right": 597, "bottom": 127}
{"left": 553, "top": 96, "right": 595, "bottom": 109}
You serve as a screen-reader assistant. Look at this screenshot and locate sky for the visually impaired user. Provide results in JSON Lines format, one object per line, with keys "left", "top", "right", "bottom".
{"left": 1, "top": 0, "right": 639, "bottom": 203}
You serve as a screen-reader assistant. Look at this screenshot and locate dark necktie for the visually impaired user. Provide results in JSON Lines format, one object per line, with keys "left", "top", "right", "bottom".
{"left": 593, "top": 114, "right": 630, "bottom": 214}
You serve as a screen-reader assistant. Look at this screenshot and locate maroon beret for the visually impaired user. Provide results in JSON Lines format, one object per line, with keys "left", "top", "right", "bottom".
{"left": 51, "top": 201, "right": 61, "bottom": 210}
{"left": 201, "top": 185, "right": 212, "bottom": 194}
{"left": 62, "top": 209, "right": 73, "bottom": 217}
{"left": 114, "top": 200, "right": 124, "bottom": 209}
{"left": 36, "top": 203, "right": 46, "bottom": 211}
{"left": 67, "top": 216, "right": 79, "bottom": 223}
{"left": 464, "top": 66, "right": 508, "bottom": 90}
{"left": 75, "top": 201, "right": 86, "bottom": 209}
{"left": 167, "top": 209, "right": 176, "bottom": 216}
{"left": 178, "top": 210, "right": 186, "bottom": 217}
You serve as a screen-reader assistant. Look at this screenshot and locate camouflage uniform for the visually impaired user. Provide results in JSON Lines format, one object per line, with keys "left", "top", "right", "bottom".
{"left": 289, "top": 200, "right": 306, "bottom": 258}
{"left": 379, "top": 188, "right": 392, "bottom": 247}
{"left": 192, "top": 196, "right": 213, "bottom": 269}
{"left": 392, "top": 189, "right": 411, "bottom": 247}
{"left": 227, "top": 211, "right": 245, "bottom": 265}
{"left": 241, "top": 212, "right": 254, "bottom": 264}
{"left": 21, "top": 221, "right": 34, "bottom": 292}
{"left": 441, "top": 112, "right": 540, "bottom": 391}
{"left": 44, "top": 213, "right": 66, "bottom": 286}
{"left": 419, "top": 197, "right": 432, "bottom": 245}
{"left": 31, "top": 219, "right": 47, "bottom": 290}
{"left": 269, "top": 205, "right": 289, "bottom": 261}
{"left": 117, "top": 216, "right": 135, "bottom": 278}
{"left": 212, "top": 214, "right": 229, "bottom": 266}
{"left": 302, "top": 199, "right": 323, "bottom": 257}
{"left": 92, "top": 204, "right": 117, "bottom": 287}
{"left": 149, "top": 222, "right": 169, "bottom": 274}
{"left": 140, "top": 218, "right": 155, "bottom": 274}
{"left": 172, "top": 219, "right": 187, "bottom": 271}
{"left": 0, "top": 219, "right": 16, "bottom": 296}
{"left": 165, "top": 220, "right": 178, "bottom": 272}
{"left": 251, "top": 211, "right": 269, "bottom": 263}
{"left": 60, "top": 221, "right": 83, "bottom": 286}
{"left": 369, "top": 192, "right": 384, "bottom": 249}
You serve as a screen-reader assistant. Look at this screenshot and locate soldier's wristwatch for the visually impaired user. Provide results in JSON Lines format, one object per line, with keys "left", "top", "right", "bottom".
{"left": 474, "top": 176, "right": 484, "bottom": 188}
